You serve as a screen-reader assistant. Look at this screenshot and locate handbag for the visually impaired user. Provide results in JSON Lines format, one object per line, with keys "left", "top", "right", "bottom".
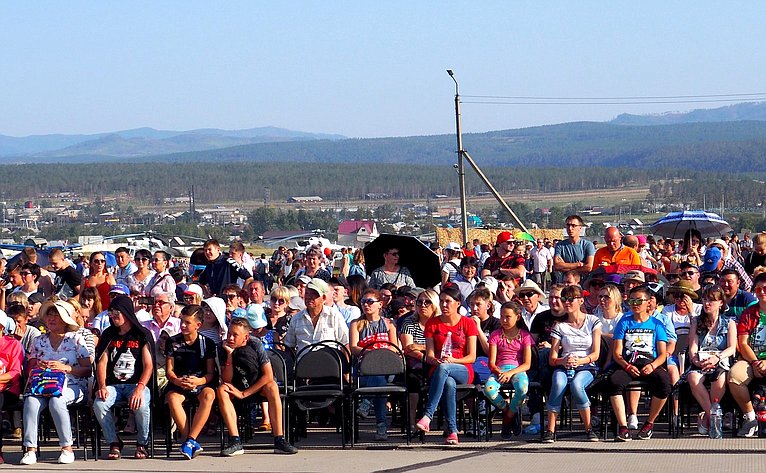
{"left": 28, "top": 367, "right": 67, "bottom": 397}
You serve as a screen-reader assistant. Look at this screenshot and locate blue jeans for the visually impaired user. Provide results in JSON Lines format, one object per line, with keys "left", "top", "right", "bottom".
{"left": 483, "top": 364, "right": 529, "bottom": 411}
{"left": 359, "top": 375, "right": 388, "bottom": 424}
{"left": 423, "top": 363, "right": 469, "bottom": 434}
{"left": 547, "top": 369, "right": 594, "bottom": 413}
{"left": 23, "top": 385, "right": 86, "bottom": 448}
{"left": 93, "top": 384, "right": 152, "bottom": 445}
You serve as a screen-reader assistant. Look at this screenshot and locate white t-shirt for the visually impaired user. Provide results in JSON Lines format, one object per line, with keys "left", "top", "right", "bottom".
{"left": 551, "top": 314, "right": 602, "bottom": 358}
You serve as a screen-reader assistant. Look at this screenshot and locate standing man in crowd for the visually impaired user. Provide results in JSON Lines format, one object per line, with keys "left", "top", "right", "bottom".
{"left": 199, "top": 239, "right": 253, "bottom": 296}
{"left": 553, "top": 215, "right": 595, "bottom": 283}
{"left": 530, "top": 238, "right": 553, "bottom": 291}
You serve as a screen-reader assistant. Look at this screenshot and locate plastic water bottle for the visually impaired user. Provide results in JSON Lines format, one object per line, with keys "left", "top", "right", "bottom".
{"left": 441, "top": 332, "right": 453, "bottom": 359}
{"left": 709, "top": 399, "right": 722, "bottom": 439}
{"left": 565, "top": 354, "right": 575, "bottom": 380}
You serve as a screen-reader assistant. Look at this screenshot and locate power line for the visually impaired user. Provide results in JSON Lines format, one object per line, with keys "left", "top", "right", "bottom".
{"left": 462, "top": 97, "right": 766, "bottom": 106}
{"left": 461, "top": 92, "right": 766, "bottom": 100}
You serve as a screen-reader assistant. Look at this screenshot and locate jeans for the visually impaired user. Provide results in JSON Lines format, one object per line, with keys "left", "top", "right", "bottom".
{"left": 23, "top": 386, "right": 86, "bottom": 448}
{"left": 547, "top": 369, "right": 594, "bottom": 413}
{"left": 423, "top": 363, "right": 469, "bottom": 434}
{"left": 483, "top": 364, "right": 529, "bottom": 411}
{"left": 93, "top": 384, "right": 152, "bottom": 445}
{"left": 359, "top": 375, "right": 388, "bottom": 424}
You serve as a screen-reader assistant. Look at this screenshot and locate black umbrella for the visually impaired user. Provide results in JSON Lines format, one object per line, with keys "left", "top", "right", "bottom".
{"left": 363, "top": 234, "right": 441, "bottom": 288}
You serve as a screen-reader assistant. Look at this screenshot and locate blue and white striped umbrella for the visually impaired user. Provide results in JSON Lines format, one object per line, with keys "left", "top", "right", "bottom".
{"left": 650, "top": 210, "right": 732, "bottom": 239}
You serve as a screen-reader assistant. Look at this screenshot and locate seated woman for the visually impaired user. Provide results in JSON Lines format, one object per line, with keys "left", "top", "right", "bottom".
{"left": 368, "top": 246, "right": 415, "bottom": 290}
{"left": 400, "top": 289, "right": 439, "bottom": 436}
{"left": 687, "top": 285, "right": 736, "bottom": 435}
{"left": 595, "top": 283, "right": 624, "bottom": 342}
{"left": 608, "top": 286, "right": 671, "bottom": 442}
{"left": 126, "top": 249, "right": 155, "bottom": 295}
{"left": 349, "top": 288, "right": 398, "bottom": 441}
{"left": 483, "top": 301, "right": 532, "bottom": 440}
{"left": 661, "top": 281, "right": 698, "bottom": 425}
{"left": 84, "top": 252, "right": 117, "bottom": 307}
{"left": 92, "top": 295, "right": 154, "bottom": 460}
{"left": 21, "top": 300, "right": 92, "bottom": 465}
{"left": 416, "top": 285, "right": 478, "bottom": 445}
{"left": 544, "top": 285, "right": 602, "bottom": 442}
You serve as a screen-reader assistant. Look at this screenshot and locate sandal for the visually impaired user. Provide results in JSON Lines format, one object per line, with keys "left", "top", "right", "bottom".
{"left": 107, "top": 441, "right": 123, "bottom": 460}
{"left": 257, "top": 422, "right": 271, "bottom": 432}
{"left": 134, "top": 444, "right": 148, "bottom": 460}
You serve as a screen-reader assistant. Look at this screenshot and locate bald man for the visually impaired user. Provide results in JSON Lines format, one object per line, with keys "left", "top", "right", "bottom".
{"left": 593, "top": 227, "right": 642, "bottom": 267}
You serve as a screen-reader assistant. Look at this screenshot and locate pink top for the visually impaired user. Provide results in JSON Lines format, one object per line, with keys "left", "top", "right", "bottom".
{"left": 0, "top": 335, "right": 25, "bottom": 396}
{"left": 488, "top": 328, "right": 533, "bottom": 367}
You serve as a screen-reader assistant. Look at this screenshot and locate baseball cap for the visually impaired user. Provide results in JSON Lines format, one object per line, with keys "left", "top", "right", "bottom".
{"left": 306, "top": 278, "right": 330, "bottom": 297}
{"left": 109, "top": 284, "right": 130, "bottom": 295}
{"left": 700, "top": 247, "right": 723, "bottom": 272}
{"left": 496, "top": 231, "right": 513, "bottom": 245}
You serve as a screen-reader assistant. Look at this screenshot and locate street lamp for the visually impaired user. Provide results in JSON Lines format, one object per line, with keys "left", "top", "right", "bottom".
{"left": 447, "top": 70, "right": 469, "bottom": 247}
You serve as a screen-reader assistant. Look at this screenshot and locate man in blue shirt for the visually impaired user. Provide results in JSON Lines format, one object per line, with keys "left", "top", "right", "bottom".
{"left": 608, "top": 286, "right": 672, "bottom": 442}
{"left": 553, "top": 215, "right": 595, "bottom": 283}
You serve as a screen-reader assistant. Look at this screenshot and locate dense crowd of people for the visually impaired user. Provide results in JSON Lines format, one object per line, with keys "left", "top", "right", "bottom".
{"left": 1, "top": 221, "right": 766, "bottom": 464}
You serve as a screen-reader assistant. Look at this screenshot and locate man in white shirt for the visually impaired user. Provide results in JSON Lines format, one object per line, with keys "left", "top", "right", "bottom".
{"left": 529, "top": 239, "right": 553, "bottom": 291}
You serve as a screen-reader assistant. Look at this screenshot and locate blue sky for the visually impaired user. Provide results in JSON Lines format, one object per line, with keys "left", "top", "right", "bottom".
{"left": 1, "top": 2, "right": 764, "bottom": 138}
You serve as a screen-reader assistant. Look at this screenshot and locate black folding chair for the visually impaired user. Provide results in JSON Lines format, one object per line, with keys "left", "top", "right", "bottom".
{"left": 287, "top": 340, "right": 351, "bottom": 448}
{"left": 351, "top": 341, "right": 409, "bottom": 446}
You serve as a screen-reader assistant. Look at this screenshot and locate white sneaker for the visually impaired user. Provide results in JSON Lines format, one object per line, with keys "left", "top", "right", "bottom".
{"left": 58, "top": 449, "right": 75, "bottom": 464}
{"left": 20, "top": 451, "right": 37, "bottom": 465}
{"left": 627, "top": 414, "right": 639, "bottom": 430}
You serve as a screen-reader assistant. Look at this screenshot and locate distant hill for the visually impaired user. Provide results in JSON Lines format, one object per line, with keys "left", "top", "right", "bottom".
{"left": 104, "top": 120, "right": 765, "bottom": 173}
{"left": 610, "top": 101, "right": 766, "bottom": 125}
{"left": 0, "top": 126, "right": 345, "bottom": 157}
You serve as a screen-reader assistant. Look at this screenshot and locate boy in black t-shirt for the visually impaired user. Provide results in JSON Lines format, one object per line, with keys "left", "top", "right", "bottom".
{"left": 93, "top": 295, "right": 154, "bottom": 459}
{"left": 165, "top": 305, "right": 217, "bottom": 460}
{"left": 218, "top": 317, "right": 297, "bottom": 455}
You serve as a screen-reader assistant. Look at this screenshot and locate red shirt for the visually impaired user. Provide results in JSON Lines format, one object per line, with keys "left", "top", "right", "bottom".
{"left": 424, "top": 316, "right": 479, "bottom": 380}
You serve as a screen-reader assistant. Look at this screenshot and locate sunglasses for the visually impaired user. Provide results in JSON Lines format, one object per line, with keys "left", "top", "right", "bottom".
{"left": 92, "top": 259, "right": 106, "bottom": 264}
{"left": 152, "top": 300, "right": 170, "bottom": 306}
{"left": 680, "top": 271, "right": 698, "bottom": 277}
{"left": 560, "top": 296, "right": 580, "bottom": 303}
{"left": 755, "top": 287, "right": 766, "bottom": 294}
{"left": 416, "top": 299, "right": 433, "bottom": 307}
{"left": 387, "top": 252, "right": 400, "bottom": 257}
{"left": 272, "top": 298, "right": 288, "bottom": 305}
{"left": 598, "top": 294, "right": 611, "bottom": 300}
{"left": 134, "top": 257, "right": 150, "bottom": 262}
{"left": 151, "top": 258, "right": 165, "bottom": 263}
{"left": 19, "top": 271, "right": 31, "bottom": 276}
{"left": 518, "top": 292, "right": 537, "bottom": 299}
{"left": 223, "top": 294, "right": 239, "bottom": 301}
{"left": 627, "top": 298, "right": 648, "bottom": 305}
{"left": 361, "top": 298, "right": 380, "bottom": 305}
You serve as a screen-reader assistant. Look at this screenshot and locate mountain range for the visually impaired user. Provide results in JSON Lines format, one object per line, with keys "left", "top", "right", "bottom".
{"left": 0, "top": 126, "right": 345, "bottom": 158}
{"left": 1, "top": 102, "right": 765, "bottom": 172}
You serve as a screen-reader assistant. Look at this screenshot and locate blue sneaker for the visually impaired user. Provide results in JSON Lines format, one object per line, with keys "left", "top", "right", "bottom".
{"left": 180, "top": 439, "right": 194, "bottom": 460}
{"left": 524, "top": 423, "right": 541, "bottom": 435}
{"left": 181, "top": 439, "right": 203, "bottom": 459}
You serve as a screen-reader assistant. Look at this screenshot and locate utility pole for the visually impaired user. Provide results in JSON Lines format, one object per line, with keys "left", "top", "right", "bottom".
{"left": 447, "top": 70, "right": 469, "bottom": 247}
